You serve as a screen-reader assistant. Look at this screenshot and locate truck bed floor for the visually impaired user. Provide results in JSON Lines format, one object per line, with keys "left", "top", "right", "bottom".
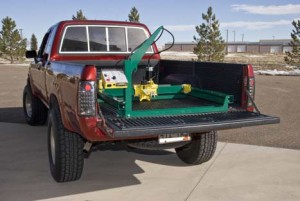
{"left": 132, "top": 96, "right": 218, "bottom": 110}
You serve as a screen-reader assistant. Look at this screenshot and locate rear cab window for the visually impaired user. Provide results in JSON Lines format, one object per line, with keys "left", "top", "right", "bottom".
{"left": 59, "top": 25, "right": 154, "bottom": 54}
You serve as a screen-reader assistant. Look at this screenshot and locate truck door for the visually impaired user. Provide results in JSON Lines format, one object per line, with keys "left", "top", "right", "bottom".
{"left": 29, "top": 31, "right": 50, "bottom": 102}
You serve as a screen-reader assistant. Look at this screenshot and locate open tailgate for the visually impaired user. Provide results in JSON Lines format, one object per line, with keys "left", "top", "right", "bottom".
{"left": 104, "top": 111, "right": 279, "bottom": 138}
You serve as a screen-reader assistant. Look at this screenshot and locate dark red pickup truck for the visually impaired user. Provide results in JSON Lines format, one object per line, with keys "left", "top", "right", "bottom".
{"left": 24, "top": 20, "right": 279, "bottom": 182}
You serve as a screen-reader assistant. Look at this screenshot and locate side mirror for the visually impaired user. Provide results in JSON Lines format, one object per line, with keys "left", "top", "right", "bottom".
{"left": 25, "top": 50, "right": 37, "bottom": 58}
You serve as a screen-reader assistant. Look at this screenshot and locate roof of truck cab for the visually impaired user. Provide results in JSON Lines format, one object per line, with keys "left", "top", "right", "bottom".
{"left": 57, "top": 20, "right": 149, "bottom": 28}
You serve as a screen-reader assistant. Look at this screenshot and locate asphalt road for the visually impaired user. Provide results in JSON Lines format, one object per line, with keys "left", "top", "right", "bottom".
{"left": 0, "top": 64, "right": 299, "bottom": 149}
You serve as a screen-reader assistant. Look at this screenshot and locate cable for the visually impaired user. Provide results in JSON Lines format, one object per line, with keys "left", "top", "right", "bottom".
{"left": 145, "top": 28, "right": 175, "bottom": 82}
{"left": 129, "top": 27, "right": 165, "bottom": 61}
{"left": 147, "top": 27, "right": 175, "bottom": 66}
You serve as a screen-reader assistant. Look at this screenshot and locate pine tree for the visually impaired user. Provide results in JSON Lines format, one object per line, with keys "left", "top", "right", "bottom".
{"left": 193, "top": 7, "right": 225, "bottom": 62}
{"left": 30, "top": 34, "right": 38, "bottom": 51}
{"left": 128, "top": 7, "right": 140, "bottom": 22}
{"left": 285, "top": 20, "right": 300, "bottom": 69}
{"left": 72, "top": 9, "right": 87, "bottom": 20}
{"left": 0, "top": 16, "right": 27, "bottom": 64}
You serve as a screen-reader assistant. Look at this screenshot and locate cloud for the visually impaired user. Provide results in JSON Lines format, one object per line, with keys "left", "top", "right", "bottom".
{"left": 220, "top": 20, "right": 292, "bottom": 30}
{"left": 231, "top": 4, "right": 300, "bottom": 15}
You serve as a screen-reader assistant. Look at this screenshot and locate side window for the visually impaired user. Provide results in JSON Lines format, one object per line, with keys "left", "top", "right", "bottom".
{"left": 89, "top": 27, "right": 107, "bottom": 51}
{"left": 128, "top": 28, "right": 152, "bottom": 52}
{"left": 61, "top": 27, "right": 88, "bottom": 52}
{"left": 108, "top": 27, "right": 126, "bottom": 52}
{"left": 37, "top": 32, "right": 50, "bottom": 59}
{"left": 44, "top": 26, "right": 58, "bottom": 56}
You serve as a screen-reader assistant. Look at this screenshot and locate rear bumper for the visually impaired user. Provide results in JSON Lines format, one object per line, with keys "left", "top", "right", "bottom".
{"left": 104, "top": 111, "right": 279, "bottom": 139}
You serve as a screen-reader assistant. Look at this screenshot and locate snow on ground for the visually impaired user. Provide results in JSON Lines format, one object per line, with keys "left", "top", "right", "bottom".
{"left": 160, "top": 51, "right": 197, "bottom": 57}
{"left": 225, "top": 53, "right": 266, "bottom": 58}
{"left": 255, "top": 69, "right": 300, "bottom": 76}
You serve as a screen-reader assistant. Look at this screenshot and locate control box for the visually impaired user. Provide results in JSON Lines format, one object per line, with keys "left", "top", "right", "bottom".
{"left": 100, "top": 69, "right": 128, "bottom": 89}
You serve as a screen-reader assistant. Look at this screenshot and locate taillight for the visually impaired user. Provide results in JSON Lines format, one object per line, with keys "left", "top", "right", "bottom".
{"left": 242, "top": 65, "right": 255, "bottom": 112}
{"left": 247, "top": 77, "right": 255, "bottom": 108}
{"left": 78, "top": 81, "right": 96, "bottom": 116}
{"left": 81, "top": 65, "right": 97, "bottom": 81}
{"left": 78, "top": 65, "right": 97, "bottom": 116}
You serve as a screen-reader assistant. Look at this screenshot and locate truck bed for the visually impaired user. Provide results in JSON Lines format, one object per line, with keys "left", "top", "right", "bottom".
{"left": 96, "top": 59, "right": 279, "bottom": 139}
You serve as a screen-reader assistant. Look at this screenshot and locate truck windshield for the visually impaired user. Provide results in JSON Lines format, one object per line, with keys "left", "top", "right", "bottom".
{"left": 60, "top": 25, "right": 153, "bottom": 53}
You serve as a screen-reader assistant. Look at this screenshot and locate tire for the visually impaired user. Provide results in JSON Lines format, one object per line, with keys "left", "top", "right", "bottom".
{"left": 48, "top": 102, "right": 84, "bottom": 182}
{"left": 23, "top": 84, "right": 47, "bottom": 125}
{"left": 175, "top": 131, "right": 217, "bottom": 165}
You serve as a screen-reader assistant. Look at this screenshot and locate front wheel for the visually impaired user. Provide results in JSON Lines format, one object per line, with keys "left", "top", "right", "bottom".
{"left": 175, "top": 131, "right": 217, "bottom": 165}
{"left": 48, "top": 103, "right": 84, "bottom": 182}
{"left": 23, "top": 84, "right": 47, "bottom": 125}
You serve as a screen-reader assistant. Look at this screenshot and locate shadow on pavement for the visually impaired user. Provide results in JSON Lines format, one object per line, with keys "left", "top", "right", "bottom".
{"left": 0, "top": 123, "right": 185, "bottom": 201}
{"left": 0, "top": 107, "right": 26, "bottom": 124}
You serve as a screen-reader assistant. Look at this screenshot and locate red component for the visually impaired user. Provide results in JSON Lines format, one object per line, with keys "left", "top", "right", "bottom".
{"left": 81, "top": 65, "right": 96, "bottom": 81}
{"left": 78, "top": 117, "right": 108, "bottom": 141}
{"left": 84, "top": 83, "right": 92, "bottom": 91}
{"left": 241, "top": 64, "right": 255, "bottom": 112}
{"left": 247, "top": 64, "right": 254, "bottom": 77}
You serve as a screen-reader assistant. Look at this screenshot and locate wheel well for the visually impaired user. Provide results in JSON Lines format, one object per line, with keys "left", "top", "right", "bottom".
{"left": 49, "top": 94, "right": 73, "bottom": 133}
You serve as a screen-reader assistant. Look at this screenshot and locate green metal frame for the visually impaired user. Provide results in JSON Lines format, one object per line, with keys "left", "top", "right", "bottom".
{"left": 98, "top": 26, "right": 234, "bottom": 118}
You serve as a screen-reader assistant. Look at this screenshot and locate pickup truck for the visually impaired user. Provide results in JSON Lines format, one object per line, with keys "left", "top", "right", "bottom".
{"left": 24, "top": 20, "right": 279, "bottom": 182}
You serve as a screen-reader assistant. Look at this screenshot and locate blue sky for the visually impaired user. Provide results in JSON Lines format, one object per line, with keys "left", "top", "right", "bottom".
{"left": 0, "top": 0, "right": 299, "bottom": 48}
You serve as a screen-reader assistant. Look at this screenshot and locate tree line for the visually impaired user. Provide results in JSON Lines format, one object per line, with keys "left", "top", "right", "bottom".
{"left": 0, "top": 7, "right": 299, "bottom": 67}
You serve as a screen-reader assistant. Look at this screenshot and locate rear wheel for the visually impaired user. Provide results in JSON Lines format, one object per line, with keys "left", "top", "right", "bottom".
{"left": 23, "top": 84, "right": 47, "bottom": 125}
{"left": 175, "top": 131, "right": 217, "bottom": 165}
{"left": 48, "top": 102, "right": 84, "bottom": 182}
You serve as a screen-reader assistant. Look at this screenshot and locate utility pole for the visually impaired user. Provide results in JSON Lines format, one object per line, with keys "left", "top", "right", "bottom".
{"left": 226, "top": 29, "right": 229, "bottom": 54}
{"left": 19, "top": 28, "right": 23, "bottom": 38}
{"left": 241, "top": 33, "right": 244, "bottom": 42}
{"left": 232, "top": 30, "right": 236, "bottom": 42}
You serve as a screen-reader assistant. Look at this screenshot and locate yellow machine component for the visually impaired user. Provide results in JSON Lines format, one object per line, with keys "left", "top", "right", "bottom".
{"left": 134, "top": 80, "right": 158, "bottom": 101}
{"left": 101, "top": 69, "right": 128, "bottom": 89}
{"left": 98, "top": 79, "right": 103, "bottom": 92}
{"left": 182, "top": 84, "right": 192, "bottom": 94}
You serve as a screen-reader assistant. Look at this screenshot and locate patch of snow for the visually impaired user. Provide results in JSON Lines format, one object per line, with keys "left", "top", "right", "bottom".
{"left": 255, "top": 69, "right": 300, "bottom": 76}
{"left": 226, "top": 53, "right": 266, "bottom": 58}
{"left": 161, "top": 51, "right": 196, "bottom": 56}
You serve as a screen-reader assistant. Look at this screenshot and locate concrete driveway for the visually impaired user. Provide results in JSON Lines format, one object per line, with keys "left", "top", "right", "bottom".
{"left": 0, "top": 122, "right": 299, "bottom": 201}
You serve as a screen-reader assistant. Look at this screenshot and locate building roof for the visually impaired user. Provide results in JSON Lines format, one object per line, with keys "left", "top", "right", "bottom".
{"left": 259, "top": 39, "right": 291, "bottom": 45}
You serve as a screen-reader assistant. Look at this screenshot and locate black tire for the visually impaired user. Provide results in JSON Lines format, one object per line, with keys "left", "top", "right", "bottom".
{"left": 48, "top": 102, "right": 84, "bottom": 182}
{"left": 175, "top": 131, "right": 217, "bottom": 165}
{"left": 23, "top": 84, "right": 47, "bottom": 125}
